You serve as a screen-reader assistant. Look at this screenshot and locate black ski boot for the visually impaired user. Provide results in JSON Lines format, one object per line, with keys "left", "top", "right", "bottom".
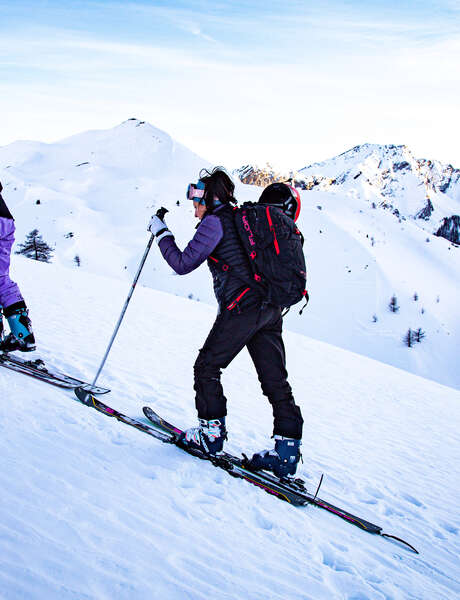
{"left": 248, "top": 436, "right": 301, "bottom": 478}
{"left": 179, "top": 417, "right": 227, "bottom": 456}
{"left": 0, "top": 301, "right": 36, "bottom": 352}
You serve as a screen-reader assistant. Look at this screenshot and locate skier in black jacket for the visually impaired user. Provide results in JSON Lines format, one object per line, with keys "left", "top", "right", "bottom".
{"left": 148, "top": 168, "right": 303, "bottom": 478}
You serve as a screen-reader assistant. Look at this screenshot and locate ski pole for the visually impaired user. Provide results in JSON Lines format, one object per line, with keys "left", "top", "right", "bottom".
{"left": 75, "top": 207, "right": 168, "bottom": 402}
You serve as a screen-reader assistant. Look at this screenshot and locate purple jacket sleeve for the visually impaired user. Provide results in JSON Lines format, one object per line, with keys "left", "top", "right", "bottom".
{"left": 158, "top": 215, "right": 223, "bottom": 275}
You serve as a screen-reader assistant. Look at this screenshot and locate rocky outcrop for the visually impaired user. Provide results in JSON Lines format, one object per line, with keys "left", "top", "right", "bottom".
{"left": 234, "top": 164, "right": 297, "bottom": 187}
{"left": 436, "top": 216, "right": 460, "bottom": 244}
{"left": 416, "top": 199, "right": 434, "bottom": 220}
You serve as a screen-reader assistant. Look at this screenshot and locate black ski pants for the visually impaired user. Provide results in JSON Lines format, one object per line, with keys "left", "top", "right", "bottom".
{"left": 194, "top": 304, "right": 303, "bottom": 439}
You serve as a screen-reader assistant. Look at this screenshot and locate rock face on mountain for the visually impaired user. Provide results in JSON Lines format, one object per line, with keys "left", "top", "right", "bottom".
{"left": 235, "top": 144, "right": 460, "bottom": 242}
{"left": 233, "top": 164, "right": 297, "bottom": 187}
{"left": 436, "top": 215, "right": 460, "bottom": 244}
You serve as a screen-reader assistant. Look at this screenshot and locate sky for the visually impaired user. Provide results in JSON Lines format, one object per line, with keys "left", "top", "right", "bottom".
{"left": 1, "top": 0, "right": 459, "bottom": 170}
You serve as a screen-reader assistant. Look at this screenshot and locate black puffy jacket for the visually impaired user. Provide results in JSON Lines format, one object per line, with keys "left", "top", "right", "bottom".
{"left": 206, "top": 204, "right": 261, "bottom": 312}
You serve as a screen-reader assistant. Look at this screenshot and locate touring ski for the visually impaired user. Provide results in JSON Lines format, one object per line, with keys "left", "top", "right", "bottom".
{"left": 0, "top": 353, "right": 110, "bottom": 394}
{"left": 71, "top": 388, "right": 417, "bottom": 553}
{"left": 141, "top": 406, "right": 418, "bottom": 553}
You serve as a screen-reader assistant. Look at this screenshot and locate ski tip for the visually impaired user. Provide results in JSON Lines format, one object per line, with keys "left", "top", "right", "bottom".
{"left": 74, "top": 386, "right": 93, "bottom": 405}
{"left": 381, "top": 533, "right": 419, "bottom": 554}
{"left": 142, "top": 406, "right": 157, "bottom": 418}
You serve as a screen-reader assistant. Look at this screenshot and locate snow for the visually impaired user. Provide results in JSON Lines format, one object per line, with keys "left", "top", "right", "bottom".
{"left": 1, "top": 120, "right": 460, "bottom": 596}
{"left": 1, "top": 256, "right": 459, "bottom": 600}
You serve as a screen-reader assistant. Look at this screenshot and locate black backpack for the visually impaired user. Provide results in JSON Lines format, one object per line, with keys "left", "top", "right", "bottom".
{"left": 233, "top": 202, "right": 308, "bottom": 310}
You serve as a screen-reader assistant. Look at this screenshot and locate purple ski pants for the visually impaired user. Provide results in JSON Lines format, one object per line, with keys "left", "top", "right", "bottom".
{"left": 0, "top": 217, "right": 23, "bottom": 309}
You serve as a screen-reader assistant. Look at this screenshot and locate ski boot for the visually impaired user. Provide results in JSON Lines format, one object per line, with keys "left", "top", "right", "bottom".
{"left": 248, "top": 436, "right": 301, "bottom": 479}
{"left": 179, "top": 417, "right": 227, "bottom": 456}
{"left": 0, "top": 301, "right": 36, "bottom": 352}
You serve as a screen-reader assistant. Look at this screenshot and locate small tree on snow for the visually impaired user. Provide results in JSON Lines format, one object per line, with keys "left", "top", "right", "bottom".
{"left": 15, "top": 229, "right": 53, "bottom": 263}
{"left": 74, "top": 255, "right": 81, "bottom": 267}
{"left": 389, "top": 295, "right": 400, "bottom": 313}
{"left": 413, "top": 292, "right": 418, "bottom": 301}
{"left": 414, "top": 328, "right": 426, "bottom": 343}
{"left": 403, "top": 329, "right": 415, "bottom": 347}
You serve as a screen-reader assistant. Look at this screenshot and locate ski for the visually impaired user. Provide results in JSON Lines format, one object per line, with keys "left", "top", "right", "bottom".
{"left": 72, "top": 389, "right": 417, "bottom": 553}
{"left": 74, "top": 388, "right": 175, "bottom": 441}
{"left": 141, "top": 407, "right": 418, "bottom": 553}
{"left": 0, "top": 353, "right": 110, "bottom": 394}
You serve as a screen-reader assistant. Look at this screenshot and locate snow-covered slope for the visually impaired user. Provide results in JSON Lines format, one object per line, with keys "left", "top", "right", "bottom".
{"left": 0, "top": 118, "right": 208, "bottom": 279}
{"left": 0, "top": 125, "right": 459, "bottom": 389}
{"left": 1, "top": 257, "right": 459, "bottom": 599}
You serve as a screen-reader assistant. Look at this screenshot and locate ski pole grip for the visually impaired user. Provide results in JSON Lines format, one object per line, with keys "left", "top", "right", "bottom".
{"left": 156, "top": 207, "right": 169, "bottom": 220}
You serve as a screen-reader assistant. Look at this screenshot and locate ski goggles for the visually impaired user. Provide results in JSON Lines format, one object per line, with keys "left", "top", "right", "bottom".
{"left": 186, "top": 181, "right": 206, "bottom": 204}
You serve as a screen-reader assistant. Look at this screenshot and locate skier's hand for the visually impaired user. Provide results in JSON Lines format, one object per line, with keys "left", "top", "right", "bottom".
{"left": 148, "top": 215, "right": 166, "bottom": 235}
{"left": 148, "top": 215, "right": 174, "bottom": 243}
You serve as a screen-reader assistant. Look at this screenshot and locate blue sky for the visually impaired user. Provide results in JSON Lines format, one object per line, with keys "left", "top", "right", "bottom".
{"left": 1, "top": 0, "right": 459, "bottom": 168}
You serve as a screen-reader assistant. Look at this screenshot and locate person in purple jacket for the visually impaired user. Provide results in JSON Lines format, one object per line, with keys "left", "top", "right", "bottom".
{"left": 148, "top": 167, "right": 303, "bottom": 478}
{"left": 0, "top": 181, "right": 36, "bottom": 352}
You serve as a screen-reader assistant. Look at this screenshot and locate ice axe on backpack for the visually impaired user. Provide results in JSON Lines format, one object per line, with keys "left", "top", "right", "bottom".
{"left": 74, "top": 207, "right": 168, "bottom": 404}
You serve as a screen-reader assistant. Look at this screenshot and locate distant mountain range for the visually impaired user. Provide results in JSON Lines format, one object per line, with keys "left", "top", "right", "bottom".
{"left": 235, "top": 144, "right": 460, "bottom": 244}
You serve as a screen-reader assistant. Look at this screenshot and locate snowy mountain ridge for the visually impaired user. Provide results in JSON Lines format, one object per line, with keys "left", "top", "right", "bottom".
{"left": 0, "top": 120, "right": 459, "bottom": 389}
{"left": 237, "top": 143, "right": 460, "bottom": 243}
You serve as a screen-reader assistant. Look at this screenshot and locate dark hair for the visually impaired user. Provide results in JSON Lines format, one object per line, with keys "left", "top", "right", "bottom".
{"left": 199, "top": 167, "right": 236, "bottom": 212}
